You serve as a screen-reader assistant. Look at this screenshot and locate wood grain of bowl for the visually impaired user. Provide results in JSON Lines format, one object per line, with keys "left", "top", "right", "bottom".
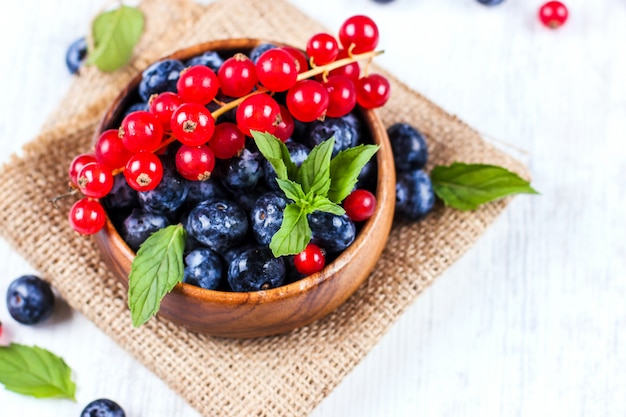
{"left": 93, "top": 39, "right": 395, "bottom": 338}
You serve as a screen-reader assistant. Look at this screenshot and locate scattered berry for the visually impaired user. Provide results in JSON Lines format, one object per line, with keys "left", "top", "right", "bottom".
{"left": 249, "top": 43, "right": 278, "bottom": 64}
{"left": 80, "top": 398, "right": 126, "bottom": 417}
{"left": 6, "top": 275, "right": 55, "bottom": 325}
{"left": 387, "top": 122, "right": 428, "bottom": 172}
{"left": 344, "top": 189, "right": 377, "bottom": 222}
{"left": 539, "top": 1, "right": 568, "bottom": 28}
{"left": 476, "top": 0, "right": 506, "bottom": 5}
{"left": 395, "top": 170, "right": 435, "bottom": 221}
{"left": 65, "top": 37, "right": 88, "bottom": 74}
{"left": 294, "top": 243, "right": 326, "bottom": 275}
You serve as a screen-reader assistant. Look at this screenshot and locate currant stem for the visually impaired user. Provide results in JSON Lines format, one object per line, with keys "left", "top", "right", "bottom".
{"left": 47, "top": 187, "right": 80, "bottom": 208}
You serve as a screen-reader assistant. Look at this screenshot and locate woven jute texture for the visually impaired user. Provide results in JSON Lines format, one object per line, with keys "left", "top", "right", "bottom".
{"left": 0, "top": 0, "right": 527, "bottom": 416}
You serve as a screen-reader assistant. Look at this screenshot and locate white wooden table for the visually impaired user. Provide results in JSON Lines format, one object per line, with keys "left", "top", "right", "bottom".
{"left": 1, "top": 0, "right": 625, "bottom": 415}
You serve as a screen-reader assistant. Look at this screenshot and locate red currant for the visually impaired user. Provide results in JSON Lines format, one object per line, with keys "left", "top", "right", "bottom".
{"left": 170, "top": 102, "right": 215, "bottom": 146}
{"left": 209, "top": 122, "right": 246, "bottom": 159}
{"left": 69, "top": 198, "right": 107, "bottom": 235}
{"left": 356, "top": 74, "right": 391, "bottom": 109}
{"left": 324, "top": 75, "right": 357, "bottom": 118}
{"left": 294, "top": 243, "right": 326, "bottom": 275}
{"left": 236, "top": 93, "right": 281, "bottom": 136}
{"left": 273, "top": 104, "right": 295, "bottom": 142}
{"left": 218, "top": 53, "right": 258, "bottom": 98}
{"left": 176, "top": 65, "right": 220, "bottom": 105}
{"left": 77, "top": 162, "right": 114, "bottom": 198}
{"left": 124, "top": 152, "right": 164, "bottom": 191}
{"left": 280, "top": 46, "right": 309, "bottom": 73}
{"left": 119, "top": 110, "right": 163, "bottom": 153}
{"left": 94, "top": 129, "right": 132, "bottom": 171}
{"left": 343, "top": 189, "right": 377, "bottom": 222}
{"left": 68, "top": 153, "right": 96, "bottom": 185}
{"left": 306, "top": 33, "right": 339, "bottom": 66}
{"left": 255, "top": 48, "right": 298, "bottom": 92}
{"left": 338, "top": 15, "right": 379, "bottom": 54}
{"left": 175, "top": 144, "right": 216, "bottom": 181}
{"left": 286, "top": 80, "right": 329, "bottom": 123}
{"left": 328, "top": 49, "right": 360, "bottom": 83}
{"left": 539, "top": 1, "right": 568, "bottom": 29}
{"left": 149, "top": 92, "right": 183, "bottom": 131}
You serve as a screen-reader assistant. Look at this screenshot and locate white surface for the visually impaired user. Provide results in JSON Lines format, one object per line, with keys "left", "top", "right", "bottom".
{"left": 1, "top": 0, "right": 625, "bottom": 415}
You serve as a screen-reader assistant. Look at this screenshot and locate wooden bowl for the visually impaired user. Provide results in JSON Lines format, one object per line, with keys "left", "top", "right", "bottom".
{"left": 93, "top": 39, "right": 395, "bottom": 338}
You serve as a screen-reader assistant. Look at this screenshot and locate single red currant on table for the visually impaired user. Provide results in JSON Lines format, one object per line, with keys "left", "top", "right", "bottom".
{"left": 344, "top": 189, "right": 377, "bottom": 222}
{"left": 539, "top": 1, "right": 568, "bottom": 29}
{"left": 294, "top": 243, "right": 326, "bottom": 275}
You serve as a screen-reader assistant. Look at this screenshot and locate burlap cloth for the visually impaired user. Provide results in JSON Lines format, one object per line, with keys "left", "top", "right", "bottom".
{"left": 0, "top": 0, "right": 528, "bottom": 415}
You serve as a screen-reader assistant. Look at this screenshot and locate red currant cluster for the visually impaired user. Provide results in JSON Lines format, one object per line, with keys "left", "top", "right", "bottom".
{"left": 66, "top": 15, "right": 390, "bottom": 236}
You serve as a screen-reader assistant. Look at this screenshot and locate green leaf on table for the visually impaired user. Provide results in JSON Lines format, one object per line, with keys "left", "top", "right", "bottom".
{"left": 128, "top": 224, "right": 186, "bottom": 327}
{"left": 297, "top": 137, "right": 334, "bottom": 196}
{"left": 430, "top": 162, "right": 539, "bottom": 211}
{"left": 86, "top": 5, "right": 145, "bottom": 72}
{"left": 0, "top": 343, "right": 76, "bottom": 400}
{"left": 269, "top": 204, "right": 311, "bottom": 257}
{"left": 252, "top": 131, "right": 297, "bottom": 181}
{"left": 328, "top": 144, "right": 379, "bottom": 203}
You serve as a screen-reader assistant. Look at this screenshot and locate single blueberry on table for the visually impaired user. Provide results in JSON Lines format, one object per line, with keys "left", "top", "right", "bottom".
{"left": 65, "top": 37, "right": 88, "bottom": 74}
{"left": 387, "top": 122, "right": 429, "bottom": 172}
{"left": 228, "top": 246, "right": 286, "bottom": 292}
{"left": 263, "top": 141, "right": 310, "bottom": 190}
{"left": 476, "top": 0, "right": 506, "bottom": 5}
{"left": 138, "top": 156, "right": 188, "bottom": 215}
{"left": 251, "top": 191, "right": 289, "bottom": 246}
{"left": 308, "top": 211, "right": 356, "bottom": 253}
{"left": 395, "top": 169, "right": 435, "bottom": 221}
{"left": 185, "top": 199, "right": 248, "bottom": 253}
{"left": 80, "top": 398, "right": 125, "bottom": 417}
{"left": 185, "top": 50, "right": 224, "bottom": 72}
{"left": 122, "top": 208, "right": 170, "bottom": 252}
{"left": 303, "top": 118, "right": 358, "bottom": 156}
{"left": 184, "top": 248, "right": 224, "bottom": 290}
{"left": 138, "top": 59, "right": 185, "bottom": 102}
{"left": 216, "top": 148, "right": 264, "bottom": 193}
{"left": 6, "top": 275, "right": 55, "bottom": 325}
{"left": 249, "top": 43, "right": 278, "bottom": 64}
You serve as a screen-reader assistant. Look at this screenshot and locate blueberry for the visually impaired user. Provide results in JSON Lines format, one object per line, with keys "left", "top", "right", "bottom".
{"left": 387, "top": 122, "right": 429, "bottom": 172}
{"left": 122, "top": 208, "right": 170, "bottom": 252}
{"left": 476, "top": 0, "right": 506, "bottom": 5}
{"left": 308, "top": 211, "right": 356, "bottom": 253}
{"left": 80, "top": 398, "right": 125, "bottom": 417}
{"left": 222, "top": 241, "right": 256, "bottom": 265}
{"left": 395, "top": 170, "right": 435, "bottom": 221}
{"left": 103, "top": 175, "right": 139, "bottom": 212}
{"left": 263, "top": 141, "right": 310, "bottom": 190}
{"left": 302, "top": 118, "right": 358, "bottom": 156}
{"left": 372, "top": 0, "right": 396, "bottom": 3}
{"left": 249, "top": 43, "right": 278, "bottom": 64}
{"left": 183, "top": 248, "right": 224, "bottom": 290}
{"left": 185, "top": 51, "right": 224, "bottom": 72}
{"left": 185, "top": 199, "right": 248, "bottom": 253}
{"left": 236, "top": 183, "right": 270, "bottom": 213}
{"left": 138, "top": 59, "right": 185, "bottom": 102}
{"left": 122, "top": 101, "right": 149, "bottom": 118}
{"left": 65, "top": 37, "right": 88, "bottom": 75}
{"left": 137, "top": 157, "right": 188, "bottom": 215}
{"left": 184, "top": 176, "right": 228, "bottom": 206}
{"left": 227, "top": 246, "right": 285, "bottom": 291}
{"left": 6, "top": 275, "right": 55, "bottom": 325}
{"left": 356, "top": 158, "right": 378, "bottom": 191}
{"left": 251, "top": 191, "right": 289, "bottom": 246}
{"left": 217, "top": 148, "right": 263, "bottom": 193}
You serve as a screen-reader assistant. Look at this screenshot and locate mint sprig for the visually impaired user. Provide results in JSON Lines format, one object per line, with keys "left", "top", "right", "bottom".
{"left": 252, "top": 131, "right": 378, "bottom": 257}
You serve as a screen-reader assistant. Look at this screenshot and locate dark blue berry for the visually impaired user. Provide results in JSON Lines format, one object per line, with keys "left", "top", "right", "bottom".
{"left": 123, "top": 102, "right": 149, "bottom": 118}
{"left": 138, "top": 59, "right": 185, "bottom": 102}
{"left": 308, "top": 211, "right": 356, "bottom": 253}
{"left": 249, "top": 43, "right": 278, "bottom": 64}
{"left": 183, "top": 248, "right": 224, "bottom": 290}
{"left": 395, "top": 170, "right": 435, "bottom": 221}
{"left": 80, "top": 398, "right": 125, "bottom": 417}
{"left": 302, "top": 118, "right": 358, "bottom": 156}
{"left": 251, "top": 192, "right": 289, "bottom": 246}
{"left": 184, "top": 176, "right": 228, "bottom": 206}
{"left": 6, "top": 275, "right": 55, "bottom": 325}
{"left": 263, "top": 141, "right": 310, "bottom": 190}
{"left": 387, "top": 122, "right": 429, "bottom": 172}
{"left": 137, "top": 157, "right": 188, "bottom": 215}
{"left": 222, "top": 241, "right": 256, "bottom": 265}
{"left": 372, "top": 0, "right": 396, "bottom": 3}
{"left": 356, "top": 158, "right": 378, "bottom": 191}
{"left": 185, "top": 199, "right": 248, "bottom": 253}
{"left": 65, "top": 37, "right": 88, "bottom": 75}
{"left": 103, "top": 174, "right": 139, "bottom": 212}
{"left": 227, "top": 246, "right": 285, "bottom": 291}
{"left": 476, "top": 0, "right": 506, "bottom": 5}
{"left": 235, "top": 183, "right": 270, "bottom": 213}
{"left": 122, "top": 208, "right": 170, "bottom": 252}
{"left": 185, "top": 51, "right": 224, "bottom": 72}
{"left": 217, "top": 149, "right": 263, "bottom": 193}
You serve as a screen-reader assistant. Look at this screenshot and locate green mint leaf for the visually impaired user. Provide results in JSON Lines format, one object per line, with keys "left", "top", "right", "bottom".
{"left": 86, "top": 5, "right": 145, "bottom": 72}
{"left": 128, "top": 224, "right": 186, "bottom": 327}
{"left": 269, "top": 204, "right": 311, "bottom": 257}
{"left": 431, "top": 162, "right": 539, "bottom": 211}
{"left": 311, "top": 195, "right": 346, "bottom": 216}
{"left": 0, "top": 343, "right": 76, "bottom": 400}
{"left": 328, "top": 144, "right": 379, "bottom": 203}
{"left": 276, "top": 178, "right": 306, "bottom": 203}
{"left": 297, "top": 137, "right": 334, "bottom": 196}
{"left": 252, "top": 131, "right": 297, "bottom": 180}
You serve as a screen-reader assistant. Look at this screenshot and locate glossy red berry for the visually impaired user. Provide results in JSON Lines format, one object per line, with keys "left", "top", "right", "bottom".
{"left": 236, "top": 93, "right": 281, "bottom": 136}
{"left": 324, "top": 75, "right": 357, "bottom": 118}
{"left": 286, "top": 80, "right": 329, "bottom": 123}
{"left": 94, "top": 129, "right": 133, "bottom": 171}
{"left": 175, "top": 144, "right": 216, "bottom": 181}
{"left": 356, "top": 74, "right": 391, "bottom": 109}
{"left": 218, "top": 53, "right": 258, "bottom": 97}
{"left": 306, "top": 33, "right": 339, "bottom": 66}
{"left": 119, "top": 110, "right": 163, "bottom": 153}
{"left": 280, "top": 46, "right": 309, "bottom": 73}
{"left": 77, "top": 162, "right": 114, "bottom": 198}
{"left": 294, "top": 243, "right": 326, "bottom": 275}
{"left": 328, "top": 49, "right": 361, "bottom": 83}
{"left": 344, "top": 189, "right": 377, "bottom": 222}
{"left": 273, "top": 104, "right": 295, "bottom": 142}
{"left": 338, "top": 15, "right": 379, "bottom": 54}
{"left": 149, "top": 92, "right": 183, "bottom": 131}
{"left": 539, "top": 1, "right": 568, "bottom": 29}
{"left": 255, "top": 48, "right": 298, "bottom": 92}
{"left": 170, "top": 102, "right": 215, "bottom": 146}
{"left": 209, "top": 122, "right": 247, "bottom": 159}
{"left": 176, "top": 65, "right": 220, "bottom": 105}
{"left": 124, "top": 151, "right": 163, "bottom": 191}
{"left": 69, "top": 198, "right": 106, "bottom": 235}
{"left": 68, "top": 153, "right": 97, "bottom": 185}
